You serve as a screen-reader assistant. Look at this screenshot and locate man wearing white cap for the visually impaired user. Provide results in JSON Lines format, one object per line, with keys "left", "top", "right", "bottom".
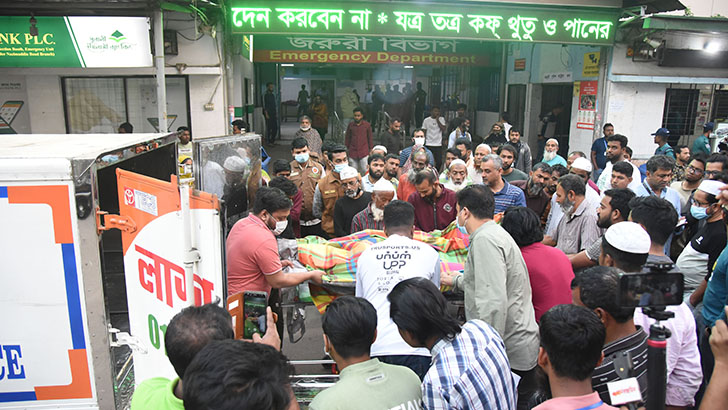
{"left": 370, "top": 145, "right": 388, "bottom": 158}
{"left": 222, "top": 156, "right": 249, "bottom": 223}
{"left": 542, "top": 138, "right": 567, "bottom": 167}
{"left": 441, "top": 159, "right": 472, "bottom": 192}
{"left": 598, "top": 222, "right": 702, "bottom": 409}
{"left": 351, "top": 179, "right": 397, "bottom": 233}
{"left": 677, "top": 180, "right": 728, "bottom": 303}
{"left": 333, "top": 166, "right": 371, "bottom": 237}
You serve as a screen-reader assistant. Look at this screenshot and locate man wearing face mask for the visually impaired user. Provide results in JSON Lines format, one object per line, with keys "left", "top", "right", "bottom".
{"left": 289, "top": 138, "right": 325, "bottom": 238}
{"left": 226, "top": 187, "right": 325, "bottom": 299}
{"left": 334, "top": 166, "right": 372, "bottom": 237}
{"left": 314, "top": 145, "right": 349, "bottom": 237}
{"left": 543, "top": 174, "right": 601, "bottom": 254}
{"left": 677, "top": 180, "right": 728, "bottom": 303}
{"left": 398, "top": 129, "right": 435, "bottom": 168}
{"left": 351, "top": 179, "right": 396, "bottom": 232}
{"left": 294, "top": 116, "right": 322, "bottom": 160}
{"left": 407, "top": 169, "right": 457, "bottom": 232}
{"left": 441, "top": 184, "right": 540, "bottom": 410}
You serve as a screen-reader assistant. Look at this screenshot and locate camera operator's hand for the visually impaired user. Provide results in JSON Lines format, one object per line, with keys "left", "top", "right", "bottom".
{"left": 710, "top": 307, "right": 728, "bottom": 366}
{"left": 251, "top": 307, "right": 281, "bottom": 351}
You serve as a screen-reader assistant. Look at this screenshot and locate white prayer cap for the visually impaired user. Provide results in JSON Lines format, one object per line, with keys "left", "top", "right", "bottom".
{"left": 372, "top": 145, "right": 388, "bottom": 154}
{"left": 223, "top": 156, "right": 245, "bottom": 173}
{"left": 698, "top": 180, "right": 726, "bottom": 197}
{"left": 572, "top": 157, "right": 593, "bottom": 173}
{"left": 449, "top": 159, "right": 467, "bottom": 169}
{"left": 339, "top": 166, "right": 359, "bottom": 181}
{"left": 547, "top": 138, "right": 559, "bottom": 145}
{"left": 604, "top": 222, "right": 651, "bottom": 254}
{"left": 372, "top": 178, "right": 395, "bottom": 192}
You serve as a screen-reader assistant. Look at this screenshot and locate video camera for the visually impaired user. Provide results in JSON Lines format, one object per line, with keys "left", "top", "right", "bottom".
{"left": 615, "top": 262, "right": 685, "bottom": 410}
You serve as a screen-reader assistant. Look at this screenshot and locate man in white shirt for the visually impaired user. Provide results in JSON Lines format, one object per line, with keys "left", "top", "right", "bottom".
{"left": 597, "top": 134, "right": 641, "bottom": 192}
{"left": 422, "top": 106, "right": 447, "bottom": 171}
{"left": 355, "top": 200, "right": 441, "bottom": 379}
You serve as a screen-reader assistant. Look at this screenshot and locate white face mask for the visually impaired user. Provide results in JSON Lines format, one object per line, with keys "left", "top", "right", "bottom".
{"left": 300, "top": 125, "right": 311, "bottom": 131}
{"left": 414, "top": 137, "right": 425, "bottom": 146}
{"left": 273, "top": 219, "right": 288, "bottom": 236}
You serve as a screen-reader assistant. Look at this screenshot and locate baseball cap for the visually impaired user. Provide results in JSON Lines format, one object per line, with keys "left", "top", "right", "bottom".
{"left": 651, "top": 128, "right": 670, "bottom": 137}
{"left": 704, "top": 122, "right": 715, "bottom": 132}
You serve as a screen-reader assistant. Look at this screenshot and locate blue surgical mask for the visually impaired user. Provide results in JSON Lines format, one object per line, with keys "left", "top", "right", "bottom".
{"left": 456, "top": 210, "right": 468, "bottom": 235}
{"left": 334, "top": 163, "right": 347, "bottom": 173}
{"left": 690, "top": 205, "right": 709, "bottom": 220}
{"left": 295, "top": 152, "right": 309, "bottom": 164}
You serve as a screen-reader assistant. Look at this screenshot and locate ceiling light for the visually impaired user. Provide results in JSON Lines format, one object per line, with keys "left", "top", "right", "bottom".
{"left": 404, "top": 65, "right": 414, "bottom": 69}
{"left": 281, "top": 63, "right": 294, "bottom": 67}
{"left": 643, "top": 37, "right": 662, "bottom": 49}
{"left": 704, "top": 42, "right": 720, "bottom": 53}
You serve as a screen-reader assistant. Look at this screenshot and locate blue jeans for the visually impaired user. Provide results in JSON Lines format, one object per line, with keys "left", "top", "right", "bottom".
{"left": 374, "top": 354, "right": 431, "bottom": 380}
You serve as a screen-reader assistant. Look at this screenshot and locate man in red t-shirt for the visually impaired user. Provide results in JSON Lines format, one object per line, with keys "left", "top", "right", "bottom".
{"left": 226, "top": 186, "right": 324, "bottom": 297}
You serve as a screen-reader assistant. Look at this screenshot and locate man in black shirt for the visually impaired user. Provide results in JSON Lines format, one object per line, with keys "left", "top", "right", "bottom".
{"left": 380, "top": 117, "right": 403, "bottom": 156}
{"left": 334, "top": 166, "right": 372, "bottom": 237}
{"left": 572, "top": 266, "right": 649, "bottom": 406}
{"left": 263, "top": 82, "right": 278, "bottom": 145}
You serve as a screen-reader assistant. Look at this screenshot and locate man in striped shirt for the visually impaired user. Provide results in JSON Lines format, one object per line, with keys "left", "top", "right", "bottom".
{"left": 571, "top": 266, "right": 648, "bottom": 406}
{"left": 350, "top": 179, "right": 396, "bottom": 233}
{"left": 389, "top": 278, "right": 518, "bottom": 410}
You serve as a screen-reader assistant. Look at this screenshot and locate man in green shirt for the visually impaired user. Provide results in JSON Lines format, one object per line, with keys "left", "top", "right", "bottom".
{"left": 442, "top": 184, "right": 540, "bottom": 410}
{"left": 310, "top": 296, "right": 422, "bottom": 410}
{"left": 693, "top": 122, "right": 713, "bottom": 158}
{"left": 130, "top": 303, "right": 279, "bottom": 410}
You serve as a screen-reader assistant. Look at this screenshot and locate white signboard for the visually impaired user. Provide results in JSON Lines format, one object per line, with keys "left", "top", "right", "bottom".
{"left": 67, "top": 16, "right": 153, "bottom": 68}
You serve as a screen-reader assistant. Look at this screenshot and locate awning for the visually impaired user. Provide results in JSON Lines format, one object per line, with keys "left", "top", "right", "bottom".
{"left": 622, "top": 0, "right": 685, "bottom": 15}
{"left": 642, "top": 15, "right": 728, "bottom": 33}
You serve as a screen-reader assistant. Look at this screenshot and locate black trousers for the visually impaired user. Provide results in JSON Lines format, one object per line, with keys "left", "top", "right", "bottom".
{"left": 266, "top": 115, "right": 278, "bottom": 143}
{"left": 428, "top": 145, "right": 443, "bottom": 170}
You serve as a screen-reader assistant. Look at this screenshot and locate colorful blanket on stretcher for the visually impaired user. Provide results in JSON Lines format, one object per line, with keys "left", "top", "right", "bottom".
{"left": 297, "top": 223, "right": 469, "bottom": 313}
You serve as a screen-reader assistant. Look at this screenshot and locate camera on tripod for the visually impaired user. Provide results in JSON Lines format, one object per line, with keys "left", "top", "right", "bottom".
{"left": 613, "top": 262, "right": 685, "bottom": 410}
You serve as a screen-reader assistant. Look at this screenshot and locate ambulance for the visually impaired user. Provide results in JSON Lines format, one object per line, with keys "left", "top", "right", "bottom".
{"left": 0, "top": 132, "right": 260, "bottom": 409}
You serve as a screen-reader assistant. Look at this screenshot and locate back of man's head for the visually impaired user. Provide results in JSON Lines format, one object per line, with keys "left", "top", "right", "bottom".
{"left": 540, "top": 304, "right": 606, "bottom": 381}
{"left": 165, "top": 303, "right": 234, "bottom": 379}
{"left": 253, "top": 186, "right": 292, "bottom": 215}
{"left": 558, "top": 174, "right": 586, "bottom": 196}
{"left": 383, "top": 200, "right": 415, "bottom": 234}
{"left": 388, "top": 278, "right": 461, "bottom": 346}
{"left": 573, "top": 266, "right": 635, "bottom": 323}
{"left": 628, "top": 196, "right": 677, "bottom": 247}
{"left": 183, "top": 340, "right": 293, "bottom": 410}
{"left": 268, "top": 176, "right": 297, "bottom": 198}
{"left": 456, "top": 184, "right": 495, "bottom": 219}
{"left": 321, "top": 296, "right": 377, "bottom": 359}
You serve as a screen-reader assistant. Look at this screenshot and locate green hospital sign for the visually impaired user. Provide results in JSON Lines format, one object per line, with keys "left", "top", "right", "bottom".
{"left": 231, "top": 1, "right": 618, "bottom": 45}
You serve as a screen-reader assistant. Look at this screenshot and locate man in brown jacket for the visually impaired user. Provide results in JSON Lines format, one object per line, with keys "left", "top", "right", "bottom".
{"left": 289, "top": 137, "right": 326, "bottom": 237}
{"left": 313, "top": 145, "right": 349, "bottom": 237}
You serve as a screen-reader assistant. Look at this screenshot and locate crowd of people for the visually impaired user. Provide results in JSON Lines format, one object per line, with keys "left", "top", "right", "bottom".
{"left": 128, "top": 111, "right": 728, "bottom": 410}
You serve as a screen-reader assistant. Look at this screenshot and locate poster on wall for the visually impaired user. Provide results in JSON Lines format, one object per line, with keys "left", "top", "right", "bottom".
{"left": 582, "top": 51, "right": 600, "bottom": 77}
{"left": 577, "top": 80, "right": 597, "bottom": 130}
{"left": 0, "top": 76, "right": 31, "bottom": 134}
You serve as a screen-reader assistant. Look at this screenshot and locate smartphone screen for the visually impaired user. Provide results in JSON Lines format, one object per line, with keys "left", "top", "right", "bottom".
{"left": 618, "top": 273, "right": 684, "bottom": 308}
{"left": 243, "top": 291, "right": 268, "bottom": 339}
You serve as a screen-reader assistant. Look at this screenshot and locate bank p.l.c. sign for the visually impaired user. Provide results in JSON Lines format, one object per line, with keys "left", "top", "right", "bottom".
{"left": 0, "top": 16, "right": 153, "bottom": 68}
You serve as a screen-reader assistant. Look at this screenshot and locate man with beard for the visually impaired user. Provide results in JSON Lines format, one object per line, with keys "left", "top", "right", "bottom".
{"left": 362, "top": 154, "right": 386, "bottom": 193}
{"left": 384, "top": 153, "right": 400, "bottom": 188}
{"left": 380, "top": 118, "right": 403, "bottom": 156}
{"left": 569, "top": 188, "right": 635, "bottom": 270}
{"left": 673, "top": 145, "right": 691, "bottom": 182}
{"left": 467, "top": 143, "right": 492, "bottom": 185}
{"left": 407, "top": 169, "right": 457, "bottom": 232}
{"left": 543, "top": 174, "right": 601, "bottom": 254}
{"left": 442, "top": 159, "right": 471, "bottom": 192}
{"left": 454, "top": 137, "right": 473, "bottom": 165}
{"left": 511, "top": 162, "right": 552, "bottom": 224}
{"left": 508, "top": 129, "right": 532, "bottom": 174}
{"left": 499, "top": 144, "right": 528, "bottom": 182}
{"left": 333, "top": 167, "right": 371, "bottom": 237}
{"left": 597, "top": 134, "right": 641, "bottom": 192}
{"left": 350, "top": 179, "right": 396, "bottom": 232}
{"left": 314, "top": 145, "right": 350, "bottom": 237}
{"left": 542, "top": 138, "right": 567, "bottom": 167}
{"left": 397, "top": 148, "right": 429, "bottom": 202}
{"left": 345, "top": 107, "right": 373, "bottom": 174}
{"left": 670, "top": 154, "right": 706, "bottom": 213}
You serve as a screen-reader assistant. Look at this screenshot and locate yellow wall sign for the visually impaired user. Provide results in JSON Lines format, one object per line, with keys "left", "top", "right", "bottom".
{"left": 582, "top": 51, "right": 600, "bottom": 77}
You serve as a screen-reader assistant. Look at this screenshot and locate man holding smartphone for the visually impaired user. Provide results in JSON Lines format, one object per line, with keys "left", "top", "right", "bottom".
{"left": 226, "top": 187, "right": 325, "bottom": 308}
